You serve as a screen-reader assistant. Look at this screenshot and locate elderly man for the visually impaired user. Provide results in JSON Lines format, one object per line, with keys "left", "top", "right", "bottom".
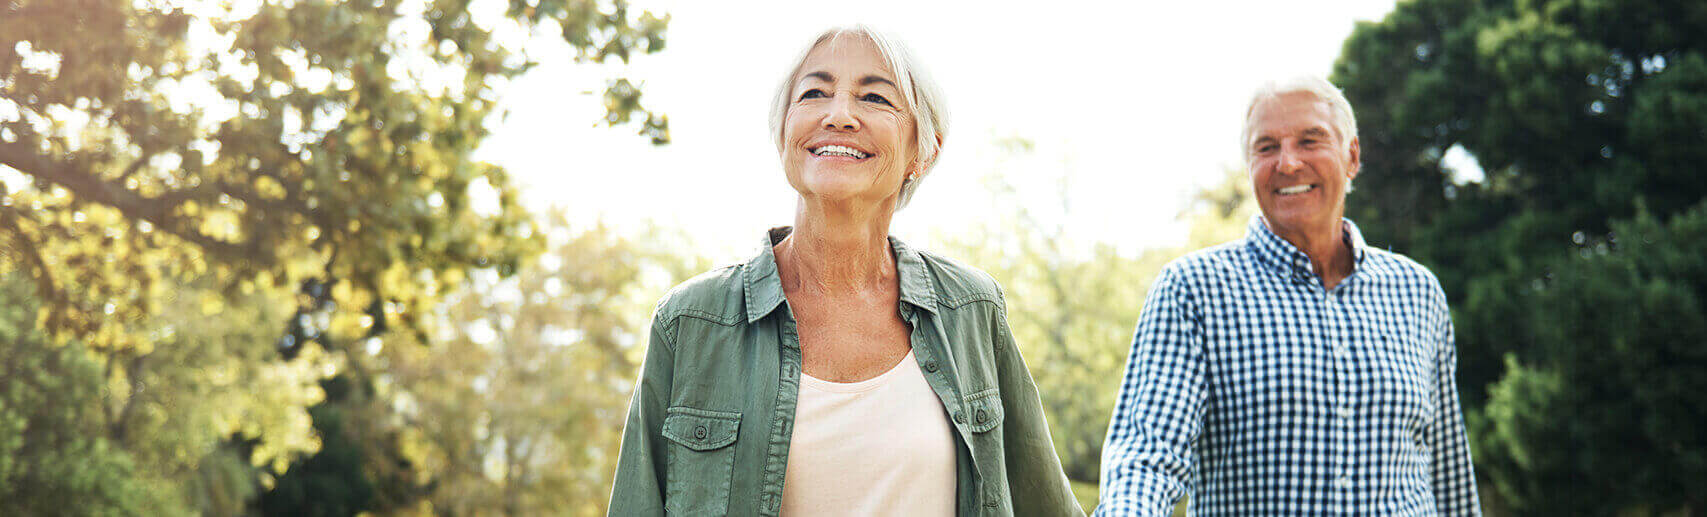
{"left": 1094, "top": 77, "right": 1480, "bottom": 516}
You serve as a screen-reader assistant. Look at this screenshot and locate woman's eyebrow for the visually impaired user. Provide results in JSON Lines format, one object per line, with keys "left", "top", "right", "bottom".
{"left": 860, "top": 75, "right": 896, "bottom": 87}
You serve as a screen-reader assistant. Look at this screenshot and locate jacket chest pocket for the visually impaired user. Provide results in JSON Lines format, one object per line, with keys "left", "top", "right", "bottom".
{"left": 662, "top": 407, "right": 741, "bottom": 516}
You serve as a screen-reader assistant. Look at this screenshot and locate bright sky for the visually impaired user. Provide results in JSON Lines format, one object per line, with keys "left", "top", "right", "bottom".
{"left": 475, "top": 0, "right": 1400, "bottom": 262}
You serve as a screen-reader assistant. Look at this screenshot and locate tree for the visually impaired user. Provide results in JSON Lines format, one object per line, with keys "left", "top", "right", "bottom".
{"left": 1333, "top": 0, "right": 1707, "bottom": 512}
{"left": 0, "top": 0, "right": 667, "bottom": 351}
{"left": 256, "top": 376, "right": 377, "bottom": 517}
{"left": 355, "top": 212, "right": 702, "bottom": 515}
{"left": 1476, "top": 203, "right": 1707, "bottom": 515}
{"left": 2, "top": 0, "right": 670, "bottom": 512}
{"left": 0, "top": 277, "right": 175, "bottom": 516}
{"left": 940, "top": 139, "right": 1252, "bottom": 515}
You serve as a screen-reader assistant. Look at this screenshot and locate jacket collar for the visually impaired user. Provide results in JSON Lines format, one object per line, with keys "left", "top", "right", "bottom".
{"left": 742, "top": 226, "right": 938, "bottom": 324}
{"left": 1244, "top": 215, "right": 1368, "bottom": 284}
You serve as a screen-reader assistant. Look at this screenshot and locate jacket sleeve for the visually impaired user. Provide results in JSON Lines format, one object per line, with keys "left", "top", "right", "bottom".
{"left": 607, "top": 310, "right": 676, "bottom": 517}
{"left": 1425, "top": 298, "right": 1482, "bottom": 516}
{"left": 1095, "top": 266, "right": 1206, "bottom": 516}
{"left": 993, "top": 283, "right": 1088, "bottom": 516}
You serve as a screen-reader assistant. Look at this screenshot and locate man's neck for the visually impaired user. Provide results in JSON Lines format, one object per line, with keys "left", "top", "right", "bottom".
{"left": 1268, "top": 217, "right": 1354, "bottom": 290}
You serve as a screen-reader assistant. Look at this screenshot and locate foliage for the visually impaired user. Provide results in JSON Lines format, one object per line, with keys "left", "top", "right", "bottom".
{"left": 0, "top": 0, "right": 668, "bottom": 352}
{"left": 1333, "top": 0, "right": 1707, "bottom": 512}
{"left": 0, "top": 278, "right": 176, "bottom": 516}
{"left": 257, "top": 376, "right": 377, "bottom": 517}
{"left": 350, "top": 213, "right": 704, "bottom": 515}
{"left": 940, "top": 140, "right": 1254, "bottom": 512}
{"left": 1477, "top": 203, "right": 1707, "bottom": 515}
{"left": 2, "top": 0, "right": 670, "bottom": 513}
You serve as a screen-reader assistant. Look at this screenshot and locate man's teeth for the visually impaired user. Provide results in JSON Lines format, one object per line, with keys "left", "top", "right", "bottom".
{"left": 812, "top": 145, "right": 868, "bottom": 159}
{"left": 1278, "top": 185, "right": 1315, "bottom": 195}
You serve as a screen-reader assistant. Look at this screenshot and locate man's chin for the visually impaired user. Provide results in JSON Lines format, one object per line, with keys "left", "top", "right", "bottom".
{"left": 1264, "top": 210, "right": 1338, "bottom": 234}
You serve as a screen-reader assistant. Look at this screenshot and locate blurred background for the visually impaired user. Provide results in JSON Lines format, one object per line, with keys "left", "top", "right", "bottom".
{"left": 2, "top": 0, "right": 1703, "bottom": 515}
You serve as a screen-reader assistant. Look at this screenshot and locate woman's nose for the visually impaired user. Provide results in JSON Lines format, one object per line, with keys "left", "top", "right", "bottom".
{"left": 822, "top": 96, "right": 859, "bottom": 131}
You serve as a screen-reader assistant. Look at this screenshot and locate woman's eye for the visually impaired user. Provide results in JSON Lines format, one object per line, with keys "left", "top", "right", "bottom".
{"left": 862, "top": 93, "right": 893, "bottom": 106}
{"left": 798, "top": 89, "right": 826, "bottom": 101}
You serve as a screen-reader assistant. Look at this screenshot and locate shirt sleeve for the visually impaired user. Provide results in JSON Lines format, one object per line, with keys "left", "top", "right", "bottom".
{"left": 607, "top": 310, "right": 676, "bottom": 517}
{"left": 991, "top": 283, "right": 1088, "bottom": 517}
{"left": 1425, "top": 302, "right": 1482, "bottom": 516}
{"left": 1095, "top": 265, "right": 1208, "bottom": 516}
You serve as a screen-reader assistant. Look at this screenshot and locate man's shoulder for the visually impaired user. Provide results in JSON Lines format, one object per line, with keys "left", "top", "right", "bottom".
{"left": 1158, "top": 240, "right": 1249, "bottom": 282}
{"left": 1360, "top": 247, "right": 1445, "bottom": 289}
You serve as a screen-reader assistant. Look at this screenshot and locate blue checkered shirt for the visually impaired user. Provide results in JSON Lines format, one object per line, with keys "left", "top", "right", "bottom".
{"left": 1095, "top": 216, "right": 1480, "bottom": 516}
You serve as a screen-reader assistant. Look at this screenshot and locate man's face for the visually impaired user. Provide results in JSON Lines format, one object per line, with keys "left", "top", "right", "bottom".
{"left": 1245, "top": 92, "right": 1360, "bottom": 240}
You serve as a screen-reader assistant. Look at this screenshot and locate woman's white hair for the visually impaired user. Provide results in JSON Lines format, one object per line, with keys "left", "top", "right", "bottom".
{"left": 1241, "top": 76, "right": 1359, "bottom": 161}
{"left": 768, "top": 25, "right": 948, "bottom": 209}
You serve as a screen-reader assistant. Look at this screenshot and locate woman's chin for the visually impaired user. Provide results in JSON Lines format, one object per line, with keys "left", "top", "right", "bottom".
{"left": 795, "top": 177, "right": 877, "bottom": 201}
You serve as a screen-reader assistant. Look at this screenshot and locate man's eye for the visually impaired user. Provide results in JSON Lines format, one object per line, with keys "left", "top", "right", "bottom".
{"left": 1257, "top": 145, "right": 1277, "bottom": 154}
{"left": 798, "top": 89, "right": 826, "bottom": 101}
{"left": 862, "top": 93, "right": 893, "bottom": 106}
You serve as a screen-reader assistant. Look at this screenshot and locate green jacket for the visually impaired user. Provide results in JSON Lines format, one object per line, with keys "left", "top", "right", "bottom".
{"left": 609, "top": 227, "right": 1083, "bottom": 516}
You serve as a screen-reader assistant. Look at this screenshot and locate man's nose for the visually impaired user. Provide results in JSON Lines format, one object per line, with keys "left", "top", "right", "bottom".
{"left": 1277, "top": 147, "right": 1304, "bottom": 173}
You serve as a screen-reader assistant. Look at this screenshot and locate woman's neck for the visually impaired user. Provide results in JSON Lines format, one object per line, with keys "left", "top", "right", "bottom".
{"left": 775, "top": 197, "right": 898, "bottom": 294}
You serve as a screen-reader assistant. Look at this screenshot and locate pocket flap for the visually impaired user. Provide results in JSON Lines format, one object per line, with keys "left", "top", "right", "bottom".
{"left": 662, "top": 407, "right": 741, "bottom": 451}
{"left": 963, "top": 389, "right": 1004, "bottom": 433}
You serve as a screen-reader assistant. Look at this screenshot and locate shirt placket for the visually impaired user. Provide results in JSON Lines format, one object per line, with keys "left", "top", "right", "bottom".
{"left": 759, "top": 312, "right": 803, "bottom": 516}
{"left": 903, "top": 304, "right": 984, "bottom": 515}
{"left": 1321, "top": 271, "right": 1357, "bottom": 515}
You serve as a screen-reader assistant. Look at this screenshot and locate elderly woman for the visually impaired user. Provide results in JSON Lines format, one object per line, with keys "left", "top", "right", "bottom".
{"left": 608, "top": 26, "right": 1081, "bottom": 516}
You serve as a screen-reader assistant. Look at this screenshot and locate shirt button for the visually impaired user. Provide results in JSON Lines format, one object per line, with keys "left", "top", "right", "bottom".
{"left": 694, "top": 426, "right": 707, "bottom": 440}
{"left": 1335, "top": 477, "right": 1352, "bottom": 489}
{"left": 1334, "top": 345, "right": 1350, "bottom": 358}
{"left": 975, "top": 409, "right": 989, "bottom": 423}
{"left": 953, "top": 412, "right": 966, "bottom": 424}
{"left": 1337, "top": 406, "right": 1353, "bottom": 419}
{"left": 923, "top": 360, "right": 939, "bottom": 373}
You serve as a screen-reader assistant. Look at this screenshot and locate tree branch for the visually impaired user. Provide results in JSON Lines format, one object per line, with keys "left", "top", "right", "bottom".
{"left": 0, "top": 140, "right": 275, "bottom": 266}
{"left": 0, "top": 204, "right": 64, "bottom": 332}
{"left": 112, "top": 152, "right": 153, "bottom": 183}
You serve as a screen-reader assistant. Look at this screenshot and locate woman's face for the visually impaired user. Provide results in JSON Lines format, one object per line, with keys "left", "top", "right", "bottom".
{"left": 781, "top": 34, "right": 918, "bottom": 209}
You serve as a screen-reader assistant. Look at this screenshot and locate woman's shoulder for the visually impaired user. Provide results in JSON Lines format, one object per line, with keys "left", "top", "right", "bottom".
{"left": 652, "top": 263, "right": 749, "bottom": 328}
{"left": 910, "top": 248, "right": 1005, "bottom": 309}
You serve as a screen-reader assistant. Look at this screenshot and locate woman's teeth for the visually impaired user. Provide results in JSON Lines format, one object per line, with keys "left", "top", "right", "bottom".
{"left": 811, "top": 145, "right": 868, "bottom": 159}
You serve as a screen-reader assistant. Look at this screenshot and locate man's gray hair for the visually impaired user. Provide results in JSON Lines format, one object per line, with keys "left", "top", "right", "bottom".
{"left": 768, "top": 25, "right": 948, "bottom": 209}
{"left": 1241, "top": 76, "right": 1358, "bottom": 161}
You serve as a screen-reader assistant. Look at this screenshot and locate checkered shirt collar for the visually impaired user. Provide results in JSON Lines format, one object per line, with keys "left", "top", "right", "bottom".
{"left": 1243, "top": 214, "right": 1370, "bottom": 284}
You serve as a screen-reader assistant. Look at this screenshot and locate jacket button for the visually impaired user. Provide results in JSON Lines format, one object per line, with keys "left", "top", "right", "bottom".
{"left": 694, "top": 426, "right": 707, "bottom": 440}
{"left": 923, "top": 360, "right": 939, "bottom": 372}
{"left": 976, "top": 409, "right": 989, "bottom": 424}
{"left": 953, "top": 412, "right": 966, "bottom": 424}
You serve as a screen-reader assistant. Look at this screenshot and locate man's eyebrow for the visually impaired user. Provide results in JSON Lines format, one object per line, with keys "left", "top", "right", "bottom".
{"left": 1302, "top": 127, "right": 1333, "bottom": 138}
{"left": 859, "top": 75, "right": 897, "bottom": 87}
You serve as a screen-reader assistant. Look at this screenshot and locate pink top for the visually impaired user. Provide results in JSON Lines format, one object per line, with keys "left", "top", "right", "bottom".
{"left": 781, "top": 349, "right": 957, "bottom": 516}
